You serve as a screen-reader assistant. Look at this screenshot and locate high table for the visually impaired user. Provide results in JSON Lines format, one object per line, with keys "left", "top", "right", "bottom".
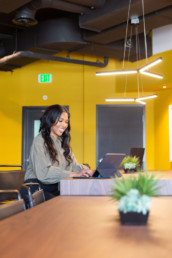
{"left": 60, "top": 171, "right": 172, "bottom": 196}
{"left": 0, "top": 196, "right": 172, "bottom": 258}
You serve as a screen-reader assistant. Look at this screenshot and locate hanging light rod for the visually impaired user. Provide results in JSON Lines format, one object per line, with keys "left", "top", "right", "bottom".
{"left": 136, "top": 99, "right": 146, "bottom": 105}
{"left": 136, "top": 94, "right": 158, "bottom": 101}
{"left": 105, "top": 98, "right": 135, "bottom": 102}
{"left": 96, "top": 57, "right": 163, "bottom": 79}
{"left": 139, "top": 57, "right": 162, "bottom": 72}
{"left": 105, "top": 94, "right": 158, "bottom": 103}
{"left": 139, "top": 71, "right": 163, "bottom": 79}
{"left": 96, "top": 70, "right": 137, "bottom": 76}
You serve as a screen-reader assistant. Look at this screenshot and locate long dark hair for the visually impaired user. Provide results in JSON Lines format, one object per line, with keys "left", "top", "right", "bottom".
{"left": 39, "top": 105, "right": 72, "bottom": 165}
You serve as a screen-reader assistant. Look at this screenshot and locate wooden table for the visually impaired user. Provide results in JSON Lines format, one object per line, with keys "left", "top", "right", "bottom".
{"left": 60, "top": 170, "right": 172, "bottom": 196}
{"left": 1, "top": 196, "right": 172, "bottom": 258}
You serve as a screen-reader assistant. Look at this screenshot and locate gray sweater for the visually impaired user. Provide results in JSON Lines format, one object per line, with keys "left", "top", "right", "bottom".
{"left": 25, "top": 133, "right": 86, "bottom": 184}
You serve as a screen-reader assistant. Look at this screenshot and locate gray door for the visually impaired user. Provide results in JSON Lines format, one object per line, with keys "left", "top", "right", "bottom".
{"left": 96, "top": 105, "right": 145, "bottom": 166}
{"left": 22, "top": 106, "right": 47, "bottom": 170}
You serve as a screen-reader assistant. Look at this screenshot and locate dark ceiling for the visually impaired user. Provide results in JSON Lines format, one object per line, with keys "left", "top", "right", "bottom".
{"left": 0, "top": 0, "right": 171, "bottom": 71}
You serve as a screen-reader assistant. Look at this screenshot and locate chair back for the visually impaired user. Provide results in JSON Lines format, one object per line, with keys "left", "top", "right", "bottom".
{"left": 0, "top": 190, "right": 25, "bottom": 220}
{"left": 0, "top": 189, "right": 21, "bottom": 202}
{"left": 0, "top": 199, "right": 25, "bottom": 220}
{"left": 32, "top": 190, "right": 45, "bottom": 206}
{"left": 21, "top": 183, "right": 45, "bottom": 208}
{"left": 0, "top": 170, "right": 25, "bottom": 190}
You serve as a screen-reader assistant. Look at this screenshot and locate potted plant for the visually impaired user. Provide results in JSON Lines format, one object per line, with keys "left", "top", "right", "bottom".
{"left": 120, "top": 155, "right": 140, "bottom": 173}
{"left": 111, "top": 173, "right": 160, "bottom": 225}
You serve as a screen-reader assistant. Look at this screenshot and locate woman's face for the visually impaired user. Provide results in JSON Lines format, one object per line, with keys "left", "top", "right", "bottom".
{"left": 50, "top": 112, "right": 69, "bottom": 139}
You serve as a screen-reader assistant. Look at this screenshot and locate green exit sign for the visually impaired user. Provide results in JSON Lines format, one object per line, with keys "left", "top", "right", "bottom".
{"left": 38, "top": 74, "right": 52, "bottom": 83}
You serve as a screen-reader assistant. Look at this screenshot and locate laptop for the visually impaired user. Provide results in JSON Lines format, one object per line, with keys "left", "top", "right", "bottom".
{"left": 130, "top": 147, "right": 145, "bottom": 168}
{"left": 74, "top": 153, "right": 126, "bottom": 179}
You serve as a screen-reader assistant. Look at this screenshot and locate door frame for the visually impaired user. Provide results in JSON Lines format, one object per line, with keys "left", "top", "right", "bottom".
{"left": 22, "top": 106, "right": 47, "bottom": 169}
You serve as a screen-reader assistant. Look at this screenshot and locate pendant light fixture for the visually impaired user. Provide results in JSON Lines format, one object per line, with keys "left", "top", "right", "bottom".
{"left": 96, "top": 0, "right": 163, "bottom": 104}
{"left": 96, "top": 57, "right": 163, "bottom": 79}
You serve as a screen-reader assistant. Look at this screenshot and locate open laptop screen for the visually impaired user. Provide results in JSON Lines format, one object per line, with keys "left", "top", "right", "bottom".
{"left": 94, "top": 153, "right": 126, "bottom": 178}
{"left": 130, "top": 148, "right": 145, "bottom": 168}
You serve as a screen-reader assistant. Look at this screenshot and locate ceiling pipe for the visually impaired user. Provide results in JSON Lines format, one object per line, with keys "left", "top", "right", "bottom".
{"left": 0, "top": 51, "right": 108, "bottom": 71}
{"left": 30, "top": 51, "right": 108, "bottom": 67}
{"left": 12, "top": 0, "right": 90, "bottom": 26}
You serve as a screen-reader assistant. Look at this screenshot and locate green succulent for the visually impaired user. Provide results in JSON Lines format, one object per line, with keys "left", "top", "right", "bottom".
{"left": 118, "top": 189, "right": 152, "bottom": 214}
{"left": 111, "top": 172, "right": 160, "bottom": 201}
{"left": 120, "top": 155, "right": 140, "bottom": 169}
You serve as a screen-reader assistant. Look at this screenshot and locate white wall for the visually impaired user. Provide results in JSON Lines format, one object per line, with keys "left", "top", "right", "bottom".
{"left": 153, "top": 24, "right": 172, "bottom": 54}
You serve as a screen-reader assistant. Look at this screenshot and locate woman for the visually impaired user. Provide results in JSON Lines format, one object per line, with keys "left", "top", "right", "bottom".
{"left": 24, "top": 104, "right": 94, "bottom": 199}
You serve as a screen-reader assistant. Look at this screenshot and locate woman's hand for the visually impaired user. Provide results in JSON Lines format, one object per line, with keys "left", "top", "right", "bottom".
{"left": 70, "top": 169, "right": 95, "bottom": 178}
{"left": 79, "top": 169, "right": 95, "bottom": 177}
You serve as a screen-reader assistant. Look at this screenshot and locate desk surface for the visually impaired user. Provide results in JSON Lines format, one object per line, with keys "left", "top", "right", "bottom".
{"left": 1, "top": 196, "right": 172, "bottom": 258}
{"left": 60, "top": 170, "right": 172, "bottom": 196}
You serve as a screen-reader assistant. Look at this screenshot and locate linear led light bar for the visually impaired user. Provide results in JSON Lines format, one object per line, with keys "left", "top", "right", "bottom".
{"left": 105, "top": 98, "right": 135, "bottom": 102}
{"left": 96, "top": 57, "right": 163, "bottom": 79}
{"left": 105, "top": 95, "right": 158, "bottom": 103}
{"left": 96, "top": 70, "right": 137, "bottom": 76}
{"left": 136, "top": 99, "right": 146, "bottom": 105}
{"left": 139, "top": 57, "right": 162, "bottom": 72}
{"left": 139, "top": 71, "right": 163, "bottom": 79}
{"left": 136, "top": 94, "right": 158, "bottom": 101}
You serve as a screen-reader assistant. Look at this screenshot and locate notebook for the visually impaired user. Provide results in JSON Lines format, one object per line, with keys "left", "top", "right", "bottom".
{"left": 74, "top": 153, "right": 126, "bottom": 179}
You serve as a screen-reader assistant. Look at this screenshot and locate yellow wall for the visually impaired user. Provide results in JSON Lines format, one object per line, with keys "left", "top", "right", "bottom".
{"left": 145, "top": 101, "right": 155, "bottom": 170}
{"left": 0, "top": 51, "right": 171, "bottom": 170}
{"left": 154, "top": 87, "right": 172, "bottom": 170}
{"left": 0, "top": 55, "right": 85, "bottom": 165}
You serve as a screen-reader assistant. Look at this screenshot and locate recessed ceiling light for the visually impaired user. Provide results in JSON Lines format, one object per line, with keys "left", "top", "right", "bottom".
{"left": 163, "top": 85, "right": 166, "bottom": 89}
